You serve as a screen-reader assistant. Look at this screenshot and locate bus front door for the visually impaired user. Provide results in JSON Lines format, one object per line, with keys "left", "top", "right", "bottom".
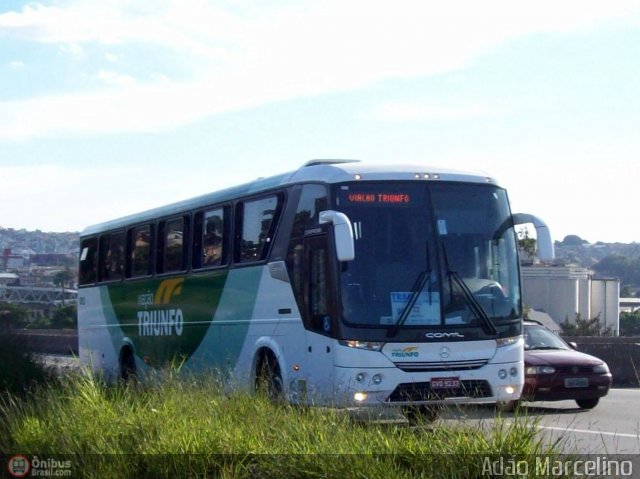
{"left": 303, "top": 234, "right": 337, "bottom": 405}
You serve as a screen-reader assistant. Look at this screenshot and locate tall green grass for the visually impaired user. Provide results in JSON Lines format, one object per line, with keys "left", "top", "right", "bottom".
{"left": 0, "top": 333, "right": 55, "bottom": 396}
{"left": 0, "top": 369, "right": 564, "bottom": 478}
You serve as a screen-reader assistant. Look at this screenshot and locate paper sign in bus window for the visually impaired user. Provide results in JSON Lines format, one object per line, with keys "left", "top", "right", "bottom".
{"left": 387, "top": 292, "right": 440, "bottom": 325}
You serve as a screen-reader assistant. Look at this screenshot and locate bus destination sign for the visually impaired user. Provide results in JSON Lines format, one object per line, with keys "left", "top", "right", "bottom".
{"left": 345, "top": 192, "right": 411, "bottom": 205}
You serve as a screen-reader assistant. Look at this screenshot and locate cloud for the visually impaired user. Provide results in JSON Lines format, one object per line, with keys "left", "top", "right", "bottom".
{"left": 6, "top": 60, "right": 25, "bottom": 69}
{"left": 94, "top": 70, "right": 136, "bottom": 86}
{"left": 0, "top": 163, "right": 246, "bottom": 231}
{"left": 0, "top": 0, "right": 638, "bottom": 141}
{"left": 370, "top": 101, "right": 493, "bottom": 123}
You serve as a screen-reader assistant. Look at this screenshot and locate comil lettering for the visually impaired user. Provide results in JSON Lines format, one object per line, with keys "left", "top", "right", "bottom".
{"left": 138, "top": 309, "right": 184, "bottom": 336}
{"left": 425, "top": 332, "right": 465, "bottom": 339}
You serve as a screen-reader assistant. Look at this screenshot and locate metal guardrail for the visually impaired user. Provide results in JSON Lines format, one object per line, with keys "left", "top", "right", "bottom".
{"left": 0, "top": 285, "right": 77, "bottom": 305}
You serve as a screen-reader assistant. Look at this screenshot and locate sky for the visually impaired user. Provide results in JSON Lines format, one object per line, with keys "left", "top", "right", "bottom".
{"left": 1, "top": 0, "right": 639, "bottom": 244}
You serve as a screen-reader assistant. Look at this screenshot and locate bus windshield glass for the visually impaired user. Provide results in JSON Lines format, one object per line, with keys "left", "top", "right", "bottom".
{"left": 335, "top": 182, "right": 521, "bottom": 330}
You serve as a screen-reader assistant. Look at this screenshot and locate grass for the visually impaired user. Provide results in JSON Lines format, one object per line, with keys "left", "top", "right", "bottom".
{"left": 0, "top": 366, "right": 568, "bottom": 479}
{"left": 0, "top": 333, "right": 55, "bottom": 396}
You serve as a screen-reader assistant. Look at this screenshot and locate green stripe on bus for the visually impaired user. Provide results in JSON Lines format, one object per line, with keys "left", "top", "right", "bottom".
{"left": 106, "top": 270, "right": 230, "bottom": 366}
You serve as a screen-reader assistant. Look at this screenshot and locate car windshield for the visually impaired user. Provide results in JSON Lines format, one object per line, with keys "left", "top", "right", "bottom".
{"left": 334, "top": 181, "right": 521, "bottom": 329}
{"left": 524, "top": 324, "right": 569, "bottom": 350}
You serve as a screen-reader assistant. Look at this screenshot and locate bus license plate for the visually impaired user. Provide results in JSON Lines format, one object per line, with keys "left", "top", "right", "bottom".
{"left": 565, "top": 378, "right": 589, "bottom": 388}
{"left": 431, "top": 377, "right": 460, "bottom": 389}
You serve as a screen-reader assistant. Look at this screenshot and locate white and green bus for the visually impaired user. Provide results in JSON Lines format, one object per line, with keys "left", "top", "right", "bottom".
{"left": 78, "top": 160, "right": 553, "bottom": 413}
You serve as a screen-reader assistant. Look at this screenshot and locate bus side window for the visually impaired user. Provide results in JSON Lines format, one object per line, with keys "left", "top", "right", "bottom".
{"left": 79, "top": 237, "right": 98, "bottom": 285}
{"left": 161, "top": 217, "right": 186, "bottom": 273}
{"left": 236, "top": 194, "right": 283, "bottom": 263}
{"left": 286, "top": 184, "right": 328, "bottom": 314}
{"left": 99, "top": 232, "right": 124, "bottom": 282}
{"left": 193, "top": 207, "right": 228, "bottom": 269}
{"left": 203, "top": 208, "right": 225, "bottom": 266}
{"left": 128, "top": 225, "right": 152, "bottom": 277}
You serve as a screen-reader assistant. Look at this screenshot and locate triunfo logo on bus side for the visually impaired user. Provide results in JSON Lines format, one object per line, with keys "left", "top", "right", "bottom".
{"left": 137, "top": 278, "right": 185, "bottom": 337}
{"left": 391, "top": 346, "right": 419, "bottom": 358}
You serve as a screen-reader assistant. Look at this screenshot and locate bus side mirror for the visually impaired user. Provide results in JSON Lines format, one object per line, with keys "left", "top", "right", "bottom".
{"left": 512, "top": 213, "right": 555, "bottom": 261}
{"left": 319, "top": 210, "right": 355, "bottom": 262}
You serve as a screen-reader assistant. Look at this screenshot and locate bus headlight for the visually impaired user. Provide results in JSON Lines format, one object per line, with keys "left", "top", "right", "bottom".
{"left": 498, "top": 369, "right": 508, "bottom": 380}
{"left": 355, "top": 372, "right": 366, "bottom": 383}
{"left": 372, "top": 374, "right": 383, "bottom": 385}
{"left": 510, "top": 367, "right": 518, "bottom": 377}
{"left": 496, "top": 336, "right": 520, "bottom": 348}
{"left": 339, "top": 340, "right": 384, "bottom": 351}
{"left": 354, "top": 392, "right": 368, "bottom": 402}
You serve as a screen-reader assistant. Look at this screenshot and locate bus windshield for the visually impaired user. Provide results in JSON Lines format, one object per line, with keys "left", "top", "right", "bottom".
{"left": 335, "top": 182, "right": 521, "bottom": 330}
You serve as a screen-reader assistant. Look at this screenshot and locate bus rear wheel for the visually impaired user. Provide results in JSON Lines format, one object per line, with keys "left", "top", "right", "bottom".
{"left": 120, "top": 348, "right": 137, "bottom": 385}
{"left": 256, "top": 353, "right": 284, "bottom": 403}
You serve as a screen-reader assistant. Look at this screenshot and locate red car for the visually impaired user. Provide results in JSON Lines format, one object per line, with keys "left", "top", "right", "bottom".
{"left": 501, "top": 320, "right": 612, "bottom": 411}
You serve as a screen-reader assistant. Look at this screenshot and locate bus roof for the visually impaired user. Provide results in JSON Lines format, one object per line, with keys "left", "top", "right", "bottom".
{"left": 80, "top": 161, "right": 498, "bottom": 236}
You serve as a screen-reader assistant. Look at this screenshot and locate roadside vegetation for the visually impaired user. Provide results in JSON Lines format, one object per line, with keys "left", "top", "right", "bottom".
{"left": 0, "top": 364, "right": 568, "bottom": 479}
{"left": 0, "top": 332, "right": 55, "bottom": 397}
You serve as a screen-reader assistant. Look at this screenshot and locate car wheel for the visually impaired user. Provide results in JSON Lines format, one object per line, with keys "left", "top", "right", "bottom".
{"left": 576, "top": 398, "right": 599, "bottom": 409}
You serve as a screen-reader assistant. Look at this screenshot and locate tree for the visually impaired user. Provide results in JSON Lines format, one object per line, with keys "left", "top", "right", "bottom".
{"left": 561, "top": 313, "right": 611, "bottom": 336}
{"left": 0, "top": 302, "right": 28, "bottom": 331}
{"left": 620, "top": 311, "right": 640, "bottom": 336}
{"left": 517, "top": 228, "right": 537, "bottom": 258}
{"left": 562, "top": 235, "right": 588, "bottom": 246}
{"left": 50, "top": 304, "right": 77, "bottom": 329}
{"left": 53, "top": 268, "right": 74, "bottom": 306}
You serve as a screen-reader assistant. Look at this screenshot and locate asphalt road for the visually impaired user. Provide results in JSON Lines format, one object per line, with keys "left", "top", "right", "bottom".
{"left": 440, "top": 388, "right": 640, "bottom": 455}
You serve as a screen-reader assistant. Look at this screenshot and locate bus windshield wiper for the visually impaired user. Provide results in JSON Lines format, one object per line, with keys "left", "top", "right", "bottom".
{"left": 439, "top": 243, "right": 497, "bottom": 336}
{"left": 448, "top": 270, "right": 498, "bottom": 336}
{"left": 386, "top": 270, "right": 430, "bottom": 338}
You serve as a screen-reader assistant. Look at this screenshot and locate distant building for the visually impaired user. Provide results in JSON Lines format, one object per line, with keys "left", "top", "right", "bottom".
{"left": 620, "top": 298, "right": 640, "bottom": 313}
{"left": 0, "top": 272, "right": 19, "bottom": 286}
{"left": 1, "top": 248, "right": 25, "bottom": 270}
{"left": 521, "top": 265, "right": 620, "bottom": 335}
{"left": 30, "top": 253, "right": 76, "bottom": 268}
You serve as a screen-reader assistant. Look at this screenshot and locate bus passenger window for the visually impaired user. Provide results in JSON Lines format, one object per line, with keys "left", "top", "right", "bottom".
{"left": 79, "top": 238, "right": 97, "bottom": 285}
{"left": 163, "top": 218, "right": 184, "bottom": 272}
{"left": 203, "top": 208, "right": 224, "bottom": 266}
{"left": 130, "top": 226, "right": 152, "bottom": 277}
{"left": 99, "top": 232, "right": 124, "bottom": 282}
{"left": 238, "top": 195, "right": 282, "bottom": 263}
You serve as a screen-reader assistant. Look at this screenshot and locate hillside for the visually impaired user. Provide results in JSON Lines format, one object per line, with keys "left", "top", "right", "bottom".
{"left": 0, "top": 227, "right": 79, "bottom": 256}
{"left": 553, "top": 235, "right": 640, "bottom": 293}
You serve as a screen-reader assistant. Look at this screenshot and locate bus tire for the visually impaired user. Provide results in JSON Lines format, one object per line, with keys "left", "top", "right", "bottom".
{"left": 120, "top": 347, "right": 137, "bottom": 385}
{"left": 256, "top": 351, "right": 284, "bottom": 403}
